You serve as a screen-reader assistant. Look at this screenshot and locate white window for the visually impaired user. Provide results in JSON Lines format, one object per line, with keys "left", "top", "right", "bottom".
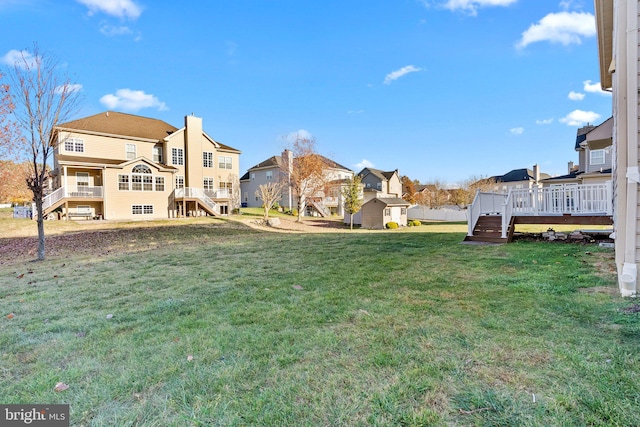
{"left": 219, "top": 156, "right": 232, "bottom": 169}
{"left": 76, "top": 172, "right": 89, "bottom": 187}
{"left": 590, "top": 149, "right": 605, "bottom": 165}
{"left": 204, "top": 177, "right": 214, "bottom": 190}
{"left": 250, "top": 173, "right": 255, "bottom": 181}
{"left": 143, "top": 175, "right": 153, "bottom": 191}
{"left": 132, "top": 174, "right": 142, "bottom": 191}
{"left": 266, "top": 171, "right": 273, "bottom": 181}
{"left": 132, "top": 164, "right": 152, "bottom": 191}
{"left": 155, "top": 177, "right": 164, "bottom": 192}
{"left": 126, "top": 144, "right": 137, "bottom": 160}
{"left": 203, "top": 152, "right": 213, "bottom": 168}
{"left": 176, "top": 176, "right": 184, "bottom": 189}
{"left": 132, "top": 205, "right": 153, "bottom": 215}
{"left": 384, "top": 208, "right": 390, "bottom": 216}
{"left": 153, "top": 146, "right": 163, "bottom": 163}
{"left": 64, "top": 138, "right": 84, "bottom": 153}
{"left": 118, "top": 174, "right": 130, "bottom": 191}
{"left": 366, "top": 183, "right": 371, "bottom": 188}
{"left": 172, "top": 148, "right": 184, "bottom": 165}
{"left": 376, "top": 182, "right": 382, "bottom": 190}
{"left": 401, "top": 208, "right": 407, "bottom": 215}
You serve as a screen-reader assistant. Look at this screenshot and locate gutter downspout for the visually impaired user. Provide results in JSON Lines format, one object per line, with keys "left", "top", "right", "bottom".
{"left": 620, "top": 0, "right": 639, "bottom": 296}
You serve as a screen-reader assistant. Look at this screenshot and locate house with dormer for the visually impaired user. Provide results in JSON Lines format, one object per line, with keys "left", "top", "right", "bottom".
{"left": 42, "top": 112, "right": 241, "bottom": 220}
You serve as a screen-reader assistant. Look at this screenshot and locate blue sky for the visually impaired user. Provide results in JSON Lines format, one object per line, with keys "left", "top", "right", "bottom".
{"left": 0, "top": 0, "right": 612, "bottom": 184}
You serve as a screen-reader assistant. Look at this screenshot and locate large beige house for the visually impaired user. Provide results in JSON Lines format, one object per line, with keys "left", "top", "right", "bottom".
{"left": 595, "top": 0, "right": 640, "bottom": 295}
{"left": 43, "top": 112, "right": 241, "bottom": 220}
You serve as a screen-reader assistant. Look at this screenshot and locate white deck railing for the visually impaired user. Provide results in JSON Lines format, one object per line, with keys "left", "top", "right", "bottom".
{"left": 41, "top": 186, "right": 104, "bottom": 211}
{"left": 468, "top": 183, "right": 613, "bottom": 238}
{"left": 174, "top": 187, "right": 220, "bottom": 214}
{"left": 467, "top": 191, "right": 508, "bottom": 237}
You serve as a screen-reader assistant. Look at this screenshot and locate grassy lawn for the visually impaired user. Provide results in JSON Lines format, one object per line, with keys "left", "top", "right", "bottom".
{"left": 1, "top": 215, "right": 638, "bottom": 426}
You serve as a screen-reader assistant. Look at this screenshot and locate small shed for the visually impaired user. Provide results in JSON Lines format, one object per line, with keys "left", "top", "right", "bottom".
{"left": 358, "top": 197, "right": 410, "bottom": 229}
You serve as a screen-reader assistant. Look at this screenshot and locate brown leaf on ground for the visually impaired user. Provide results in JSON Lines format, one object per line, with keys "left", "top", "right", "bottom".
{"left": 16, "top": 273, "right": 24, "bottom": 279}
{"left": 6, "top": 313, "right": 15, "bottom": 319}
{"left": 54, "top": 382, "right": 69, "bottom": 392}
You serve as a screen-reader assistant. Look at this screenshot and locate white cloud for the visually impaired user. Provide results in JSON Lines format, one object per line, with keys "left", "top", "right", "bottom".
{"left": 568, "top": 91, "right": 585, "bottom": 101}
{"left": 100, "top": 25, "right": 133, "bottom": 36}
{"left": 55, "top": 83, "right": 83, "bottom": 94}
{"left": 1, "top": 49, "right": 37, "bottom": 68}
{"left": 354, "top": 159, "right": 375, "bottom": 170}
{"left": 583, "top": 79, "right": 610, "bottom": 95}
{"left": 76, "top": 0, "right": 142, "bottom": 19}
{"left": 516, "top": 12, "right": 595, "bottom": 49}
{"left": 285, "top": 129, "right": 314, "bottom": 142}
{"left": 100, "top": 89, "right": 167, "bottom": 112}
{"left": 536, "top": 118, "right": 554, "bottom": 125}
{"left": 510, "top": 127, "right": 524, "bottom": 136}
{"left": 440, "top": 0, "right": 517, "bottom": 16}
{"left": 559, "top": 109, "right": 601, "bottom": 126}
{"left": 384, "top": 65, "right": 422, "bottom": 85}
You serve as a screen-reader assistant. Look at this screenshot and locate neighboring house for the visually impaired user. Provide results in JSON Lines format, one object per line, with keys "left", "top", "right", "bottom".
{"left": 483, "top": 165, "right": 550, "bottom": 193}
{"left": 541, "top": 118, "right": 613, "bottom": 186}
{"left": 358, "top": 168, "right": 402, "bottom": 200}
{"left": 44, "top": 112, "right": 241, "bottom": 220}
{"left": 345, "top": 168, "right": 410, "bottom": 229}
{"left": 595, "top": 0, "right": 640, "bottom": 296}
{"left": 414, "top": 184, "right": 454, "bottom": 208}
{"left": 240, "top": 150, "right": 353, "bottom": 217}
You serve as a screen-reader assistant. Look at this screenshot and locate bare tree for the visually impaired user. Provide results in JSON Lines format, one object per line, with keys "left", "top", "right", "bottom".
{"left": 281, "top": 136, "right": 327, "bottom": 222}
{"left": 256, "top": 181, "right": 284, "bottom": 220}
{"left": 341, "top": 175, "right": 363, "bottom": 230}
{"left": 225, "top": 173, "right": 241, "bottom": 213}
{"left": 422, "top": 180, "right": 449, "bottom": 209}
{"left": 454, "top": 175, "right": 497, "bottom": 208}
{"left": 6, "top": 45, "right": 81, "bottom": 260}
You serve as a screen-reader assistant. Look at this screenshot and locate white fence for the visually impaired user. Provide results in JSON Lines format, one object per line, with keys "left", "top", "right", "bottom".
{"left": 408, "top": 206, "right": 468, "bottom": 222}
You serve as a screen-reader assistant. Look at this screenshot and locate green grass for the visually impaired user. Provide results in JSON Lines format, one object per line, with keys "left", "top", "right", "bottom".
{"left": 1, "top": 218, "right": 637, "bottom": 426}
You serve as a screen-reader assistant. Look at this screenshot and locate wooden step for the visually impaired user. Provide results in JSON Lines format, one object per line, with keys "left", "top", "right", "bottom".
{"left": 464, "top": 215, "right": 514, "bottom": 243}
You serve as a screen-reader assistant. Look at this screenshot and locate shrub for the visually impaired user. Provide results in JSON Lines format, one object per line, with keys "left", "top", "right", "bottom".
{"left": 412, "top": 220, "right": 421, "bottom": 226}
{"left": 386, "top": 222, "right": 399, "bottom": 229}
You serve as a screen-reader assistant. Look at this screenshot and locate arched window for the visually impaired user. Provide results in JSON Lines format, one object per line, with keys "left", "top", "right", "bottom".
{"left": 132, "top": 164, "right": 152, "bottom": 174}
{"left": 132, "top": 164, "right": 153, "bottom": 191}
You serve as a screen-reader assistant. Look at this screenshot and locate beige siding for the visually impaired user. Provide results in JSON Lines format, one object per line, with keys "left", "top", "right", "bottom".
{"left": 103, "top": 163, "right": 173, "bottom": 220}
{"left": 57, "top": 130, "right": 158, "bottom": 162}
{"left": 361, "top": 200, "right": 385, "bottom": 229}
{"left": 637, "top": 0, "right": 640, "bottom": 264}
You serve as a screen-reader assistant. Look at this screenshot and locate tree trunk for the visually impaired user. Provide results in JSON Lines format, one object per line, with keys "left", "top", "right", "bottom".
{"left": 350, "top": 214, "right": 353, "bottom": 230}
{"left": 34, "top": 192, "right": 45, "bottom": 260}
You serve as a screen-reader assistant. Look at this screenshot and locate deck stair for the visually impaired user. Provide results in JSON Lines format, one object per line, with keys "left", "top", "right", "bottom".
{"left": 464, "top": 214, "right": 514, "bottom": 243}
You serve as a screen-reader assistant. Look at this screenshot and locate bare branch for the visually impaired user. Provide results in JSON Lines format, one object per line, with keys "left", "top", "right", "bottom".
{"left": 6, "top": 43, "right": 82, "bottom": 260}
